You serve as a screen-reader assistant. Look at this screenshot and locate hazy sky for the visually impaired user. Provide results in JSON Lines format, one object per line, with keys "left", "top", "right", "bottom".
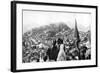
{"left": 23, "top": 10, "right": 91, "bottom": 33}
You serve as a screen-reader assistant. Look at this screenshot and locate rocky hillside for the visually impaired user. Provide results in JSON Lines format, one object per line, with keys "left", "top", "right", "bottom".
{"left": 23, "top": 22, "right": 90, "bottom": 47}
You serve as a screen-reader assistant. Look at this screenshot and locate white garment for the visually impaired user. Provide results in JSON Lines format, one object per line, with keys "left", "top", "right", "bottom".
{"left": 38, "top": 43, "right": 43, "bottom": 48}
{"left": 85, "top": 41, "right": 91, "bottom": 48}
{"left": 57, "top": 44, "right": 66, "bottom": 61}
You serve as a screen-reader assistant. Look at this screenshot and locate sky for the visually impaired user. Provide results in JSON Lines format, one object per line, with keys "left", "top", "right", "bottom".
{"left": 23, "top": 10, "right": 91, "bottom": 33}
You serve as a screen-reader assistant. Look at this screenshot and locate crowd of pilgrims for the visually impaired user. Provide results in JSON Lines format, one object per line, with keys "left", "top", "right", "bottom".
{"left": 22, "top": 36, "right": 91, "bottom": 63}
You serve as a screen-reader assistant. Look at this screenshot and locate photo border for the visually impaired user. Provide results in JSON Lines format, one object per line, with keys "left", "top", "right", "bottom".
{"left": 11, "top": 1, "right": 98, "bottom": 72}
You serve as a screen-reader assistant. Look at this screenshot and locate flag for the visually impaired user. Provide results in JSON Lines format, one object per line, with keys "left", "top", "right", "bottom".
{"left": 74, "top": 19, "right": 80, "bottom": 43}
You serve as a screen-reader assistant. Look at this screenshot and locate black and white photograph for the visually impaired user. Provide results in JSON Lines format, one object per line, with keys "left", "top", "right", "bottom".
{"left": 22, "top": 10, "right": 91, "bottom": 63}
{"left": 11, "top": 1, "right": 97, "bottom": 72}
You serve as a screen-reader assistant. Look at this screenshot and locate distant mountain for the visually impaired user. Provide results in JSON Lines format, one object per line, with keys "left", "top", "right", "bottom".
{"left": 23, "top": 22, "right": 90, "bottom": 46}
{"left": 29, "top": 22, "right": 71, "bottom": 38}
{"left": 23, "top": 22, "right": 71, "bottom": 46}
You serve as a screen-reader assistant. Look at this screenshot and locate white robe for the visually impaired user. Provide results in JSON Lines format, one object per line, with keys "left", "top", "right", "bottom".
{"left": 57, "top": 44, "right": 66, "bottom": 61}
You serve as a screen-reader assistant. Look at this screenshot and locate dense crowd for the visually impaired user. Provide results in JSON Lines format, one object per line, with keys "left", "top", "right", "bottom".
{"left": 22, "top": 36, "right": 91, "bottom": 63}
